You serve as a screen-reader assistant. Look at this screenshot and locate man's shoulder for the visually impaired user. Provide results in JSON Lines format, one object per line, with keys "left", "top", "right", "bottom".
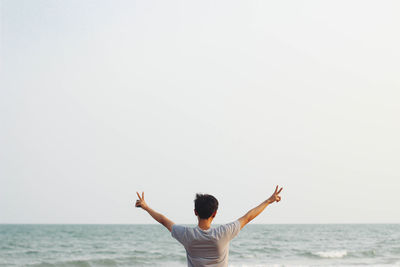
{"left": 214, "top": 220, "right": 241, "bottom": 239}
{"left": 172, "top": 224, "right": 193, "bottom": 230}
{"left": 171, "top": 224, "right": 195, "bottom": 236}
{"left": 217, "top": 220, "right": 241, "bottom": 230}
{"left": 171, "top": 224, "right": 186, "bottom": 240}
{"left": 171, "top": 224, "right": 187, "bottom": 232}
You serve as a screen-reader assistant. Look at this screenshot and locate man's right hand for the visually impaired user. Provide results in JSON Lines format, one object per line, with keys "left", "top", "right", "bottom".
{"left": 267, "top": 186, "right": 283, "bottom": 204}
{"left": 135, "top": 192, "right": 149, "bottom": 210}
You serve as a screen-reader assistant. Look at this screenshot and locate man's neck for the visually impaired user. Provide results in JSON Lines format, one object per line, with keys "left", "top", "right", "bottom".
{"left": 198, "top": 218, "right": 213, "bottom": 230}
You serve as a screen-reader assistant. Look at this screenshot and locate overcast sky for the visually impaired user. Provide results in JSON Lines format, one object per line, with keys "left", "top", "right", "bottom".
{"left": 1, "top": 0, "right": 399, "bottom": 224}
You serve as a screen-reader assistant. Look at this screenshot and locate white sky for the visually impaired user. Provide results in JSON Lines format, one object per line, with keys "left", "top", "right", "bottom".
{"left": 1, "top": 0, "right": 399, "bottom": 224}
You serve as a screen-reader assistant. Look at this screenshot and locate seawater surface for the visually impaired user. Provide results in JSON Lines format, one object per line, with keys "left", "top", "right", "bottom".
{"left": 1, "top": 224, "right": 399, "bottom": 266}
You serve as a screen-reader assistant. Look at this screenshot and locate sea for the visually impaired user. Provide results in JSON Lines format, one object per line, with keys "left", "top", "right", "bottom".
{"left": 0, "top": 224, "right": 399, "bottom": 266}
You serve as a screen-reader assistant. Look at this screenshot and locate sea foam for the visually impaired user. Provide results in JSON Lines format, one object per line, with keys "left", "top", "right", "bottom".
{"left": 313, "top": 250, "right": 348, "bottom": 258}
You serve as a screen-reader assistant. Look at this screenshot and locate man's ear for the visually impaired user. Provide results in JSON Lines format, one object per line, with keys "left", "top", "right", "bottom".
{"left": 211, "top": 210, "right": 217, "bottom": 218}
{"left": 194, "top": 209, "right": 198, "bottom": 216}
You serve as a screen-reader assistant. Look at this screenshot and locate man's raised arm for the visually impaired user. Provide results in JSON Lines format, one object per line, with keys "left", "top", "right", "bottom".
{"left": 238, "top": 186, "right": 283, "bottom": 229}
{"left": 135, "top": 192, "right": 175, "bottom": 232}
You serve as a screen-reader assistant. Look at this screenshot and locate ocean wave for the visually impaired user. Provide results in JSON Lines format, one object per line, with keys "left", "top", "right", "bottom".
{"left": 28, "top": 255, "right": 186, "bottom": 267}
{"left": 29, "top": 257, "right": 129, "bottom": 267}
{"left": 312, "top": 250, "right": 348, "bottom": 258}
{"left": 30, "top": 259, "right": 93, "bottom": 267}
{"left": 359, "top": 249, "right": 377, "bottom": 257}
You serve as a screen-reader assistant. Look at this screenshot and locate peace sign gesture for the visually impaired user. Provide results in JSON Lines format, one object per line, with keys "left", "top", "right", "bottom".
{"left": 135, "top": 191, "right": 149, "bottom": 210}
{"left": 267, "top": 185, "right": 283, "bottom": 204}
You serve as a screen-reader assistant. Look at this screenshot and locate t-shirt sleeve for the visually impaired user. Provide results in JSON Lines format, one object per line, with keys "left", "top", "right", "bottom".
{"left": 221, "top": 220, "right": 241, "bottom": 241}
{"left": 171, "top": 224, "right": 187, "bottom": 246}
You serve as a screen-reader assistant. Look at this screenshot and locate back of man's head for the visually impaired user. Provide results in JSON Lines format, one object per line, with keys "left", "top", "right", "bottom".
{"left": 194, "top": 194, "right": 219, "bottom": 219}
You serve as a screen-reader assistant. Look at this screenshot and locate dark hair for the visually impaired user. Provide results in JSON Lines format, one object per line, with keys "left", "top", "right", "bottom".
{"left": 194, "top": 194, "right": 219, "bottom": 219}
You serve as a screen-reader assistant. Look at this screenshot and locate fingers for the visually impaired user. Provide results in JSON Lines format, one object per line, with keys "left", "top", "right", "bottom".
{"left": 271, "top": 186, "right": 283, "bottom": 203}
{"left": 273, "top": 186, "right": 283, "bottom": 195}
{"left": 135, "top": 192, "right": 146, "bottom": 208}
{"left": 136, "top": 191, "right": 145, "bottom": 200}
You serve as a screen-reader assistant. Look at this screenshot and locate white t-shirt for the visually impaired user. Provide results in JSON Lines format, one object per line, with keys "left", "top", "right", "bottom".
{"left": 171, "top": 220, "right": 241, "bottom": 267}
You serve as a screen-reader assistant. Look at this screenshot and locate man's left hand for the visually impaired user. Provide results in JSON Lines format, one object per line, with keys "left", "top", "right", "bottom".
{"left": 135, "top": 192, "right": 149, "bottom": 210}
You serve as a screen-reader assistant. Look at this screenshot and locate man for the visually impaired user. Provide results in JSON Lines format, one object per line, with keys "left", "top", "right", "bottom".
{"left": 135, "top": 185, "right": 283, "bottom": 267}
